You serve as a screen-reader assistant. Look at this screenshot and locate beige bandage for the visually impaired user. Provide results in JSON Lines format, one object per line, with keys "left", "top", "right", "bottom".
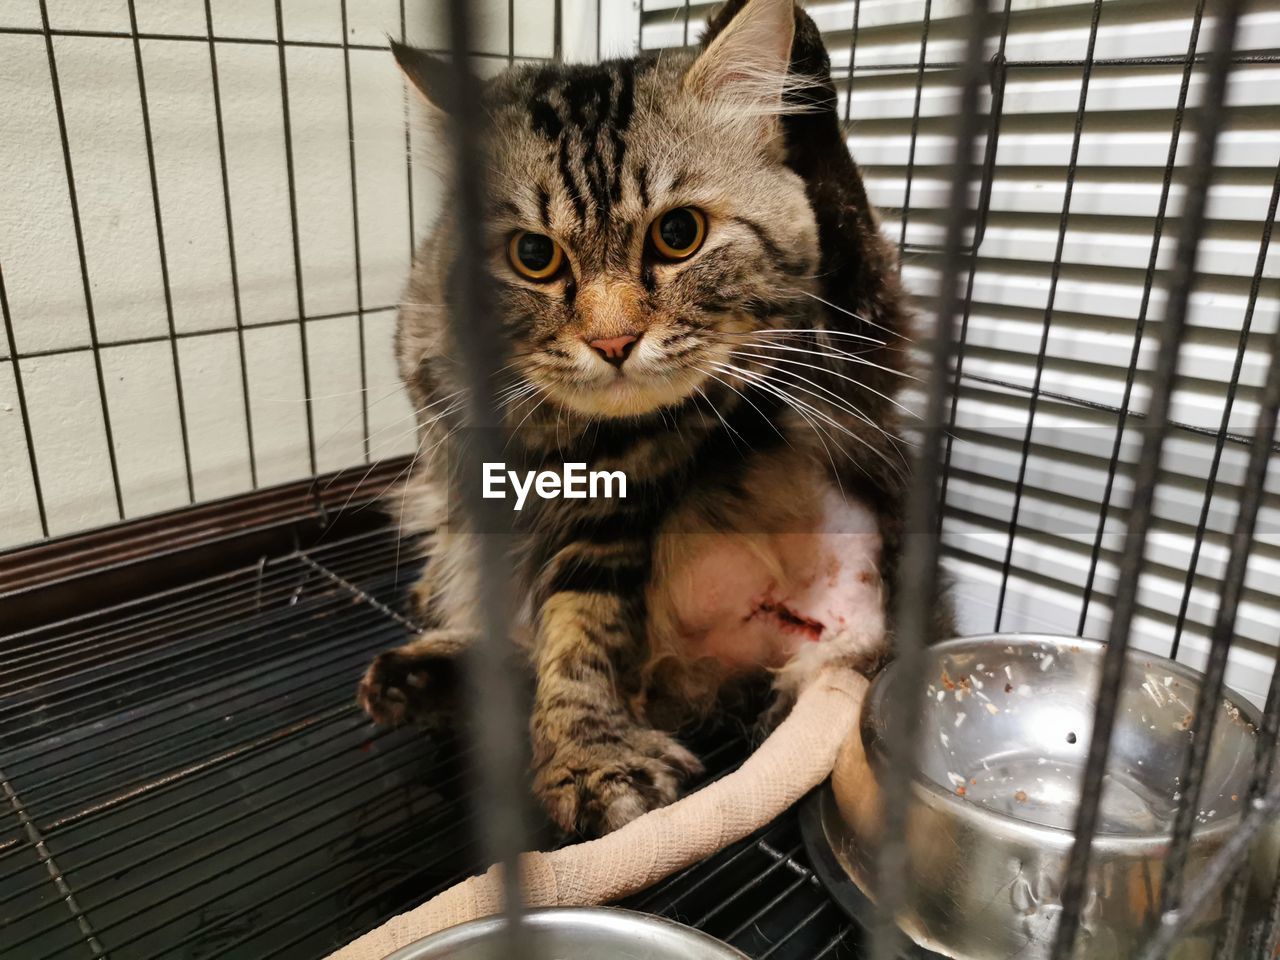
{"left": 327, "top": 666, "right": 867, "bottom": 960}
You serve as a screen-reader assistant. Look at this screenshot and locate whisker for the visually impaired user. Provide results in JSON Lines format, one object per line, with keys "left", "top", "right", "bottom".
{"left": 353, "top": 400, "right": 465, "bottom": 469}
{"left": 710, "top": 361, "right": 864, "bottom": 492}
{"left": 259, "top": 383, "right": 398, "bottom": 403}
{"left": 320, "top": 390, "right": 465, "bottom": 491}
{"left": 728, "top": 349, "right": 918, "bottom": 420}
{"left": 721, "top": 327, "right": 886, "bottom": 347}
{"left": 737, "top": 356, "right": 883, "bottom": 432}
{"left": 696, "top": 367, "right": 793, "bottom": 450}
{"left": 710, "top": 361, "right": 904, "bottom": 483}
{"left": 723, "top": 354, "right": 912, "bottom": 462}
{"left": 304, "top": 380, "right": 423, "bottom": 469}
{"left": 792, "top": 289, "right": 912, "bottom": 342}
{"left": 507, "top": 391, "right": 549, "bottom": 442}
{"left": 692, "top": 384, "right": 747, "bottom": 452}
{"left": 728, "top": 333, "right": 913, "bottom": 371}
{"left": 496, "top": 380, "right": 539, "bottom": 409}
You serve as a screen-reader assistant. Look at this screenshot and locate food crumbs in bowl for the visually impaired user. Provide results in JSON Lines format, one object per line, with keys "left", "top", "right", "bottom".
{"left": 1014, "top": 790, "right": 1028, "bottom": 803}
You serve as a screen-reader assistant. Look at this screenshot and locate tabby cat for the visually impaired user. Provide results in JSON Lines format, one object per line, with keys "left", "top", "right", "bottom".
{"left": 358, "top": 0, "right": 947, "bottom": 837}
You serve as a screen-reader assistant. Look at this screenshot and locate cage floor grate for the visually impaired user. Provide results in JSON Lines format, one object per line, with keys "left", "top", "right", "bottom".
{"left": 0, "top": 518, "right": 861, "bottom": 959}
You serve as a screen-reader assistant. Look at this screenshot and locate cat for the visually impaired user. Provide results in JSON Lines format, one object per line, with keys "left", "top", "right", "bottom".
{"left": 358, "top": 0, "right": 951, "bottom": 838}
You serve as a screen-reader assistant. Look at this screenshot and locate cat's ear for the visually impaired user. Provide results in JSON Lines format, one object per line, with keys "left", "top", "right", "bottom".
{"left": 390, "top": 39, "right": 452, "bottom": 114}
{"left": 683, "top": 0, "right": 795, "bottom": 117}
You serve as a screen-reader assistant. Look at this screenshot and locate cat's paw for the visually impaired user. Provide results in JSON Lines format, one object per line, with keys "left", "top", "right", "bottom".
{"left": 356, "top": 650, "right": 456, "bottom": 728}
{"left": 534, "top": 729, "right": 703, "bottom": 837}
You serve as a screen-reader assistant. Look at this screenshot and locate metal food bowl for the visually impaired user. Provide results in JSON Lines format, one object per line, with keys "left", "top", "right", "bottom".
{"left": 386, "top": 907, "right": 751, "bottom": 959}
{"left": 805, "top": 633, "right": 1277, "bottom": 960}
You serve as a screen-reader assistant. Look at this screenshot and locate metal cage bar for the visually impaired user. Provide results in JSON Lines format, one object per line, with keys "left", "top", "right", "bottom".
{"left": 992, "top": 0, "right": 1104, "bottom": 632}
{"left": 0, "top": 268, "right": 48, "bottom": 538}
{"left": 895, "top": 0, "right": 933, "bottom": 256}
{"left": 1051, "top": 0, "right": 1248, "bottom": 953}
{"left": 124, "top": 0, "right": 196, "bottom": 507}
{"left": 1167, "top": 156, "right": 1280, "bottom": 662}
{"left": 201, "top": 0, "right": 260, "bottom": 490}
{"left": 869, "top": 1, "right": 990, "bottom": 958}
{"left": 1076, "top": 0, "right": 1209, "bottom": 639}
{"left": 339, "top": 0, "right": 372, "bottom": 464}
{"left": 33, "top": 0, "right": 126, "bottom": 523}
{"left": 2, "top": 1, "right": 1279, "bottom": 958}
{"left": 436, "top": 0, "right": 535, "bottom": 950}
{"left": 273, "top": 0, "right": 320, "bottom": 479}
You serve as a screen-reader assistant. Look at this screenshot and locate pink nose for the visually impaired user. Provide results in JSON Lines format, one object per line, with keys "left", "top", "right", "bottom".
{"left": 588, "top": 333, "right": 640, "bottom": 367}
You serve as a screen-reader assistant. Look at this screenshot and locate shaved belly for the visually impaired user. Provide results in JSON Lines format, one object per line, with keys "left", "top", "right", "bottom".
{"left": 655, "top": 486, "right": 886, "bottom": 679}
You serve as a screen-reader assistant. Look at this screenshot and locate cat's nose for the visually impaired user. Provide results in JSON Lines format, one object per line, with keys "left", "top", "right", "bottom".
{"left": 588, "top": 333, "right": 640, "bottom": 368}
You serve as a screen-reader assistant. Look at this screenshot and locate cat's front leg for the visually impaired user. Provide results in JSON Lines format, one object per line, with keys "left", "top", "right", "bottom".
{"left": 530, "top": 589, "right": 702, "bottom": 837}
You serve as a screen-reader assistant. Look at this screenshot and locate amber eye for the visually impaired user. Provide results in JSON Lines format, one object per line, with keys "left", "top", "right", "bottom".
{"left": 508, "top": 231, "right": 564, "bottom": 281}
{"left": 649, "top": 207, "right": 707, "bottom": 261}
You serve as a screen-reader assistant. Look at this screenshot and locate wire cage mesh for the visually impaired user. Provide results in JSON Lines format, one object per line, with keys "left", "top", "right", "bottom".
{"left": 1, "top": 0, "right": 1278, "bottom": 958}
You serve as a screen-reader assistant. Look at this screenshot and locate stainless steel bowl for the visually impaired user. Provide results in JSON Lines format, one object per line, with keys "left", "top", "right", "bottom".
{"left": 815, "top": 633, "right": 1277, "bottom": 960}
{"left": 387, "top": 907, "right": 750, "bottom": 959}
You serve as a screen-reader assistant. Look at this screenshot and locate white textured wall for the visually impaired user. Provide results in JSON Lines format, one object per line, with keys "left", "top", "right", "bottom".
{"left": 0, "top": 0, "right": 601, "bottom": 548}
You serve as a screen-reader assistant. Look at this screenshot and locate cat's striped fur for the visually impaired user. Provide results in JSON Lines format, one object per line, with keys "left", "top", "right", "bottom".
{"left": 358, "top": 0, "right": 948, "bottom": 837}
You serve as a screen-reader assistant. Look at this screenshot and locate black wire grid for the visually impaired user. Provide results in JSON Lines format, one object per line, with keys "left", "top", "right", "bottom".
{"left": 2, "top": 0, "right": 1279, "bottom": 958}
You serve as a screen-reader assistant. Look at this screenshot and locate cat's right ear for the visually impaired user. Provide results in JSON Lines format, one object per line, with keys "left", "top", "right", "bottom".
{"left": 683, "top": 0, "right": 795, "bottom": 118}
{"left": 390, "top": 39, "right": 452, "bottom": 114}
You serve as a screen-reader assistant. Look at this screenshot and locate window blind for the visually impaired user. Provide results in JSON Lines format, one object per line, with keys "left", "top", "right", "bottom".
{"left": 622, "top": 0, "right": 1280, "bottom": 706}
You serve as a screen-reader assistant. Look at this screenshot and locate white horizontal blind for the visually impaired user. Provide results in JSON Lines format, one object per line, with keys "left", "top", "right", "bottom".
{"left": 627, "top": 0, "right": 1280, "bottom": 706}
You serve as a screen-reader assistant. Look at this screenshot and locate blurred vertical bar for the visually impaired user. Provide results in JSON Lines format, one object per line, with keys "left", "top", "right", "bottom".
{"left": 1168, "top": 152, "right": 1278, "bottom": 661}
{"left": 1213, "top": 167, "right": 1280, "bottom": 960}
{"left": 400, "top": 0, "right": 416, "bottom": 257}
{"left": 1136, "top": 773, "right": 1280, "bottom": 960}
{"left": 936, "top": 0, "right": 1010, "bottom": 531}
{"left": 439, "top": 0, "right": 533, "bottom": 953}
{"left": 1050, "top": 0, "right": 1246, "bottom": 955}
{"left": 1253, "top": 672, "right": 1280, "bottom": 958}
{"left": 554, "top": 0, "right": 564, "bottom": 62}
{"left": 1157, "top": 156, "right": 1280, "bottom": 925}
{"left": 508, "top": 0, "right": 516, "bottom": 66}
{"left": 869, "top": 1, "right": 988, "bottom": 958}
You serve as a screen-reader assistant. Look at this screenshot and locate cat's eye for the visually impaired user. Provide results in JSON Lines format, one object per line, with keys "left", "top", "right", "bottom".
{"left": 649, "top": 207, "right": 707, "bottom": 261}
{"left": 508, "top": 231, "right": 564, "bottom": 281}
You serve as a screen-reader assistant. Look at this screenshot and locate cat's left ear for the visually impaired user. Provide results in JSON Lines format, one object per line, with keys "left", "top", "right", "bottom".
{"left": 683, "top": 0, "right": 795, "bottom": 122}
{"left": 390, "top": 39, "right": 452, "bottom": 114}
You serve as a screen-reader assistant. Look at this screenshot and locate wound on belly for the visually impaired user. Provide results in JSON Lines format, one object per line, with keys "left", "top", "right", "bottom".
{"left": 747, "top": 599, "right": 824, "bottom": 642}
